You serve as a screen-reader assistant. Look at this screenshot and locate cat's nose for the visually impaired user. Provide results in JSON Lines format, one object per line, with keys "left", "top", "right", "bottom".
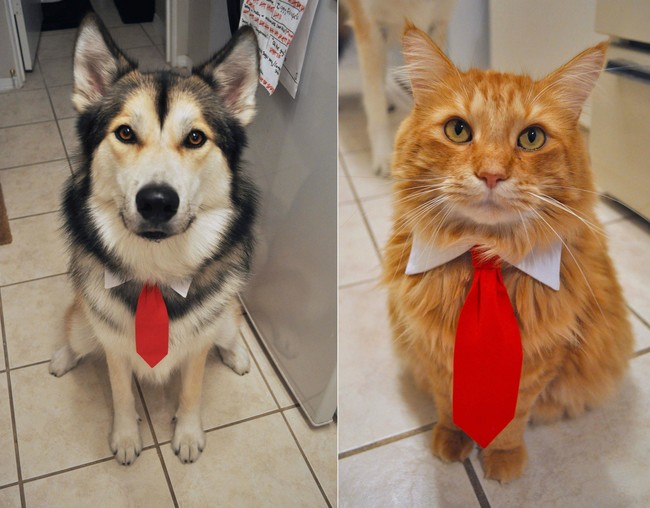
{"left": 477, "top": 171, "right": 506, "bottom": 189}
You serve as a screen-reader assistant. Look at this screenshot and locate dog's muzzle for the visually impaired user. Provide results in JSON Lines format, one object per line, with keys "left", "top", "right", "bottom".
{"left": 135, "top": 184, "right": 179, "bottom": 240}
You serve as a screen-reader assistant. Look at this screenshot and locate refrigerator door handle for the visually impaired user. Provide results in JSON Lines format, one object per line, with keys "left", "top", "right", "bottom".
{"left": 606, "top": 59, "right": 650, "bottom": 84}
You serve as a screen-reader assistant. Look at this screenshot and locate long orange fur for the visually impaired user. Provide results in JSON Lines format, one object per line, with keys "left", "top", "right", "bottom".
{"left": 382, "top": 24, "right": 633, "bottom": 482}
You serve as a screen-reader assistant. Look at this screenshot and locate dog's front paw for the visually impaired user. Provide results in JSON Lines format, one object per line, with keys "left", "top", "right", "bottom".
{"left": 431, "top": 423, "right": 474, "bottom": 462}
{"left": 49, "top": 345, "right": 79, "bottom": 377}
{"left": 110, "top": 417, "right": 143, "bottom": 466}
{"left": 219, "top": 343, "right": 250, "bottom": 376}
{"left": 172, "top": 416, "right": 206, "bottom": 464}
{"left": 481, "top": 445, "right": 528, "bottom": 483}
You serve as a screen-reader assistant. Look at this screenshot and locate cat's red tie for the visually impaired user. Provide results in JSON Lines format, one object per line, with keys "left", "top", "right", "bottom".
{"left": 135, "top": 284, "right": 169, "bottom": 367}
{"left": 453, "top": 248, "right": 522, "bottom": 448}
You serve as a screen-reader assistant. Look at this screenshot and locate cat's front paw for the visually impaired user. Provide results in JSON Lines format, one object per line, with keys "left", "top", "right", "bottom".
{"left": 481, "top": 445, "right": 528, "bottom": 483}
{"left": 431, "top": 423, "right": 474, "bottom": 462}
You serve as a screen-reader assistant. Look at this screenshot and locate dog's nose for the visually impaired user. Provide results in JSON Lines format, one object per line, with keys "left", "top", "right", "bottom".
{"left": 136, "top": 185, "right": 179, "bottom": 223}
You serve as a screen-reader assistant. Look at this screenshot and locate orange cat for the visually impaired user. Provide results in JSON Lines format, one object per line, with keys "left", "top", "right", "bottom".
{"left": 382, "top": 24, "right": 633, "bottom": 482}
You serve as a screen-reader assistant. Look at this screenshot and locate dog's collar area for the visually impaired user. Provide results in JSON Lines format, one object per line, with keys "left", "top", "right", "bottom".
{"left": 104, "top": 268, "right": 192, "bottom": 298}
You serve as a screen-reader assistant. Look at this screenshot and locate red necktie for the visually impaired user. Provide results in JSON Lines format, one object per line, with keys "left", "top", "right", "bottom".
{"left": 453, "top": 248, "right": 522, "bottom": 448}
{"left": 135, "top": 284, "right": 169, "bottom": 367}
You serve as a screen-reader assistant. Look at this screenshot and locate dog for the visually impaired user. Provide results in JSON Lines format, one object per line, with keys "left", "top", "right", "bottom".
{"left": 341, "top": 0, "right": 457, "bottom": 176}
{"left": 49, "top": 14, "right": 260, "bottom": 465}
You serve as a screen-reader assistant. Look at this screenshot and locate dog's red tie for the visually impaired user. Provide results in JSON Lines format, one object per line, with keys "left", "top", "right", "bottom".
{"left": 453, "top": 248, "right": 522, "bottom": 448}
{"left": 135, "top": 284, "right": 169, "bottom": 368}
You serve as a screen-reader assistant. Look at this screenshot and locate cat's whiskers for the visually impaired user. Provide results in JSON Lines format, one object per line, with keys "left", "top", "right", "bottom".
{"left": 542, "top": 185, "right": 631, "bottom": 209}
{"left": 529, "top": 207, "right": 606, "bottom": 320}
{"left": 527, "top": 191, "right": 604, "bottom": 238}
{"left": 517, "top": 209, "right": 534, "bottom": 253}
{"left": 395, "top": 194, "right": 449, "bottom": 236}
{"left": 392, "top": 185, "right": 449, "bottom": 205}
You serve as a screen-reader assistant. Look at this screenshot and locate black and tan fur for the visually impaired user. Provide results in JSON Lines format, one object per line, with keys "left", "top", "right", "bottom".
{"left": 49, "top": 14, "right": 260, "bottom": 465}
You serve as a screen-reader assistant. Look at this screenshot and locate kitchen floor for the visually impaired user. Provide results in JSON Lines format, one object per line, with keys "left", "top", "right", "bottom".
{"left": 338, "top": 60, "right": 650, "bottom": 506}
{"left": 0, "top": 2, "right": 335, "bottom": 507}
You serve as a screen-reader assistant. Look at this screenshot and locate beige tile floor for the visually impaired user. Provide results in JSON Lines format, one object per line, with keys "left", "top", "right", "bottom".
{"left": 0, "top": 3, "right": 335, "bottom": 506}
{"left": 338, "top": 80, "right": 650, "bottom": 505}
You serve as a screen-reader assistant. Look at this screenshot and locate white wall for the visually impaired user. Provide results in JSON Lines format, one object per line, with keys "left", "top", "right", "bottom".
{"left": 448, "top": 0, "right": 490, "bottom": 69}
{"left": 490, "top": 0, "right": 606, "bottom": 78}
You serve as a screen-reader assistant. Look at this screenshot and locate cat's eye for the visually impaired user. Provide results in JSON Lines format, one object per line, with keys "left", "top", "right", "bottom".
{"left": 184, "top": 130, "right": 207, "bottom": 148}
{"left": 115, "top": 125, "right": 137, "bottom": 144}
{"left": 518, "top": 126, "right": 546, "bottom": 151}
{"left": 444, "top": 118, "right": 472, "bottom": 143}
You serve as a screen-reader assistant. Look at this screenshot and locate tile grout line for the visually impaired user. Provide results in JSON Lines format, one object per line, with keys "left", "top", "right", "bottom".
{"left": 462, "top": 458, "right": 491, "bottom": 508}
{"left": 40, "top": 64, "right": 75, "bottom": 171}
{"left": 278, "top": 409, "right": 333, "bottom": 508}
{"left": 338, "top": 423, "right": 435, "bottom": 460}
{"left": 239, "top": 314, "right": 332, "bottom": 507}
{"left": 154, "top": 405, "right": 301, "bottom": 447}
{"left": 0, "top": 157, "right": 69, "bottom": 173}
{"left": 338, "top": 277, "right": 380, "bottom": 291}
{"left": 20, "top": 444, "right": 157, "bottom": 485}
{"left": 0, "top": 117, "right": 58, "bottom": 131}
{"left": 339, "top": 154, "right": 384, "bottom": 260}
{"left": 8, "top": 209, "right": 62, "bottom": 223}
{"left": 134, "top": 380, "right": 179, "bottom": 508}
{"left": 240, "top": 311, "right": 298, "bottom": 409}
{"left": 9, "top": 360, "right": 49, "bottom": 373}
{"left": 0, "top": 293, "right": 26, "bottom": 507}
{"left": 628, "top": 304, "right": 650, "bottom": 330}
{"left": 0, "top": 272, "right": 69, "bottom": 290}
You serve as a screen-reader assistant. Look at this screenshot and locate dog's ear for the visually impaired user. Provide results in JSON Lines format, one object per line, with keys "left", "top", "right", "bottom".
{"left": 195, "top": 26, "right": 260, "bottom": 125}
{"left": 72, "top": 13, "right": 137, "bottom": 113}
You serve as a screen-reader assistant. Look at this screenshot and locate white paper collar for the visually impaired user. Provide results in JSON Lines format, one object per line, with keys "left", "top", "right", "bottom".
{"left": 104, "top": 269, "right": 192, "bottom": 298}
{"left": 406, "top": 236, "right": 562, "bottom": 291}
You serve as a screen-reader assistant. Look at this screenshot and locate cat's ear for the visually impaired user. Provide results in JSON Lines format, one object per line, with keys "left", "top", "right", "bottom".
{"left": 540, "top": 42, "right": 608, "bottom": 119}
{"left": 73, "top": 13, "right": 137, "bottom": 113}
{"left": 194, "top": 25, "right": 260, "bottom": 125}
{"left": 401, "top": 21, "right": 456, "bottom": 104}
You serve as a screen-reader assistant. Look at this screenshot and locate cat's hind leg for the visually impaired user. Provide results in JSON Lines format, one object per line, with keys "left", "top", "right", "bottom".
{"left": 530, "top": 318, "right": 632, "bottom": 425}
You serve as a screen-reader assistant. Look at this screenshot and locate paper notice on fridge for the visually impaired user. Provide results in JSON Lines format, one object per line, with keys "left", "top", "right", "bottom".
{"left": 278, "top": 0, "right": 318, "bottom": 98}
{"left": 240, "top": 0, "right": 314, "bottom": 96}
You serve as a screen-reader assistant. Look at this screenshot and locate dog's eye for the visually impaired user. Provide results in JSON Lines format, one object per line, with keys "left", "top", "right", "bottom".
{"left": 115, "top": 125, "right": 137, "bottom": 144}
{"left": 184, "top": 130, "right": 207, "bottom": 148}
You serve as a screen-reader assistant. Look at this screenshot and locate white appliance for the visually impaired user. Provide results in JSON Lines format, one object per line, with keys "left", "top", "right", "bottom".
{"left": 590, "top": 0, "right": 650, "bottom": 220}
{"left": 8, "top": 0, "right": 41, "bottom": 71}
{"left": 184, "top": 0, "right": 337, "bottom": 426}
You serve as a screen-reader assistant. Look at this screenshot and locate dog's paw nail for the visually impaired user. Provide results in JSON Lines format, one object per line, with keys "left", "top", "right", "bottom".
{"left": 171, "top": 416, "right": 177, "bottom": 423}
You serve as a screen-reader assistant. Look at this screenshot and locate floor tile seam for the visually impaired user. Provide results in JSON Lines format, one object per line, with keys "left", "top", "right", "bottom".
{"left": 0, "top": 117, "right": 57, "bottom": 131}
{"left": 140, "top": 24, "right": 160, "bottom": 48}
{"left": 0, "top": 157, "right": 69, "bottom": 173}
{"left": 117, "top": 43, "right": 157, "bottom": 52}
{"left": 150, "top": 407, "right": 299, "bottom": 452}
{"left": 241, "top": 311, "right": 298, "bottom": 409}
{"left": 338, "top": 156, "right": 384, "bottom": 259}
{"left": 338, "top": 422, "right": 435, "bottom": 460}
{"left": 0, "top": 293, "right": 26, "bottom": 507}
{"left": 338, "top": 277, "right": 379, "bottom": 291}
{"left": 277, "top": 409, "right": 332, "bottom": 508}
{"left": 462, "top": 458, "right": 492, "bottom": 508}
{"left": 6, "top": 209, "right": 59, "bottom": 224}
{"left": 8, "top": 360, "right": 49, "bottom": 373}
{"left": 7, "top": 209, "right": 61, "bottom": 223}
{"left": 42, "top": 79, "right": 73, "bottom": 165}
{"left": 0, "top": 272, "right": 69, "bottom": 290}
{"left": 20, "top": 444, "right": 158, "bottom": 485}
{"left": 134, "top": 380, "right": 179, "bottom": 508}
{"left": 0, "top": 481, "right": 18, "bottom": 491}
{"left": 628, "top": 305, "right": 650, "bottom": 330}
{"left": 633, "top": 346, "right": 650, "bottom": 358}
